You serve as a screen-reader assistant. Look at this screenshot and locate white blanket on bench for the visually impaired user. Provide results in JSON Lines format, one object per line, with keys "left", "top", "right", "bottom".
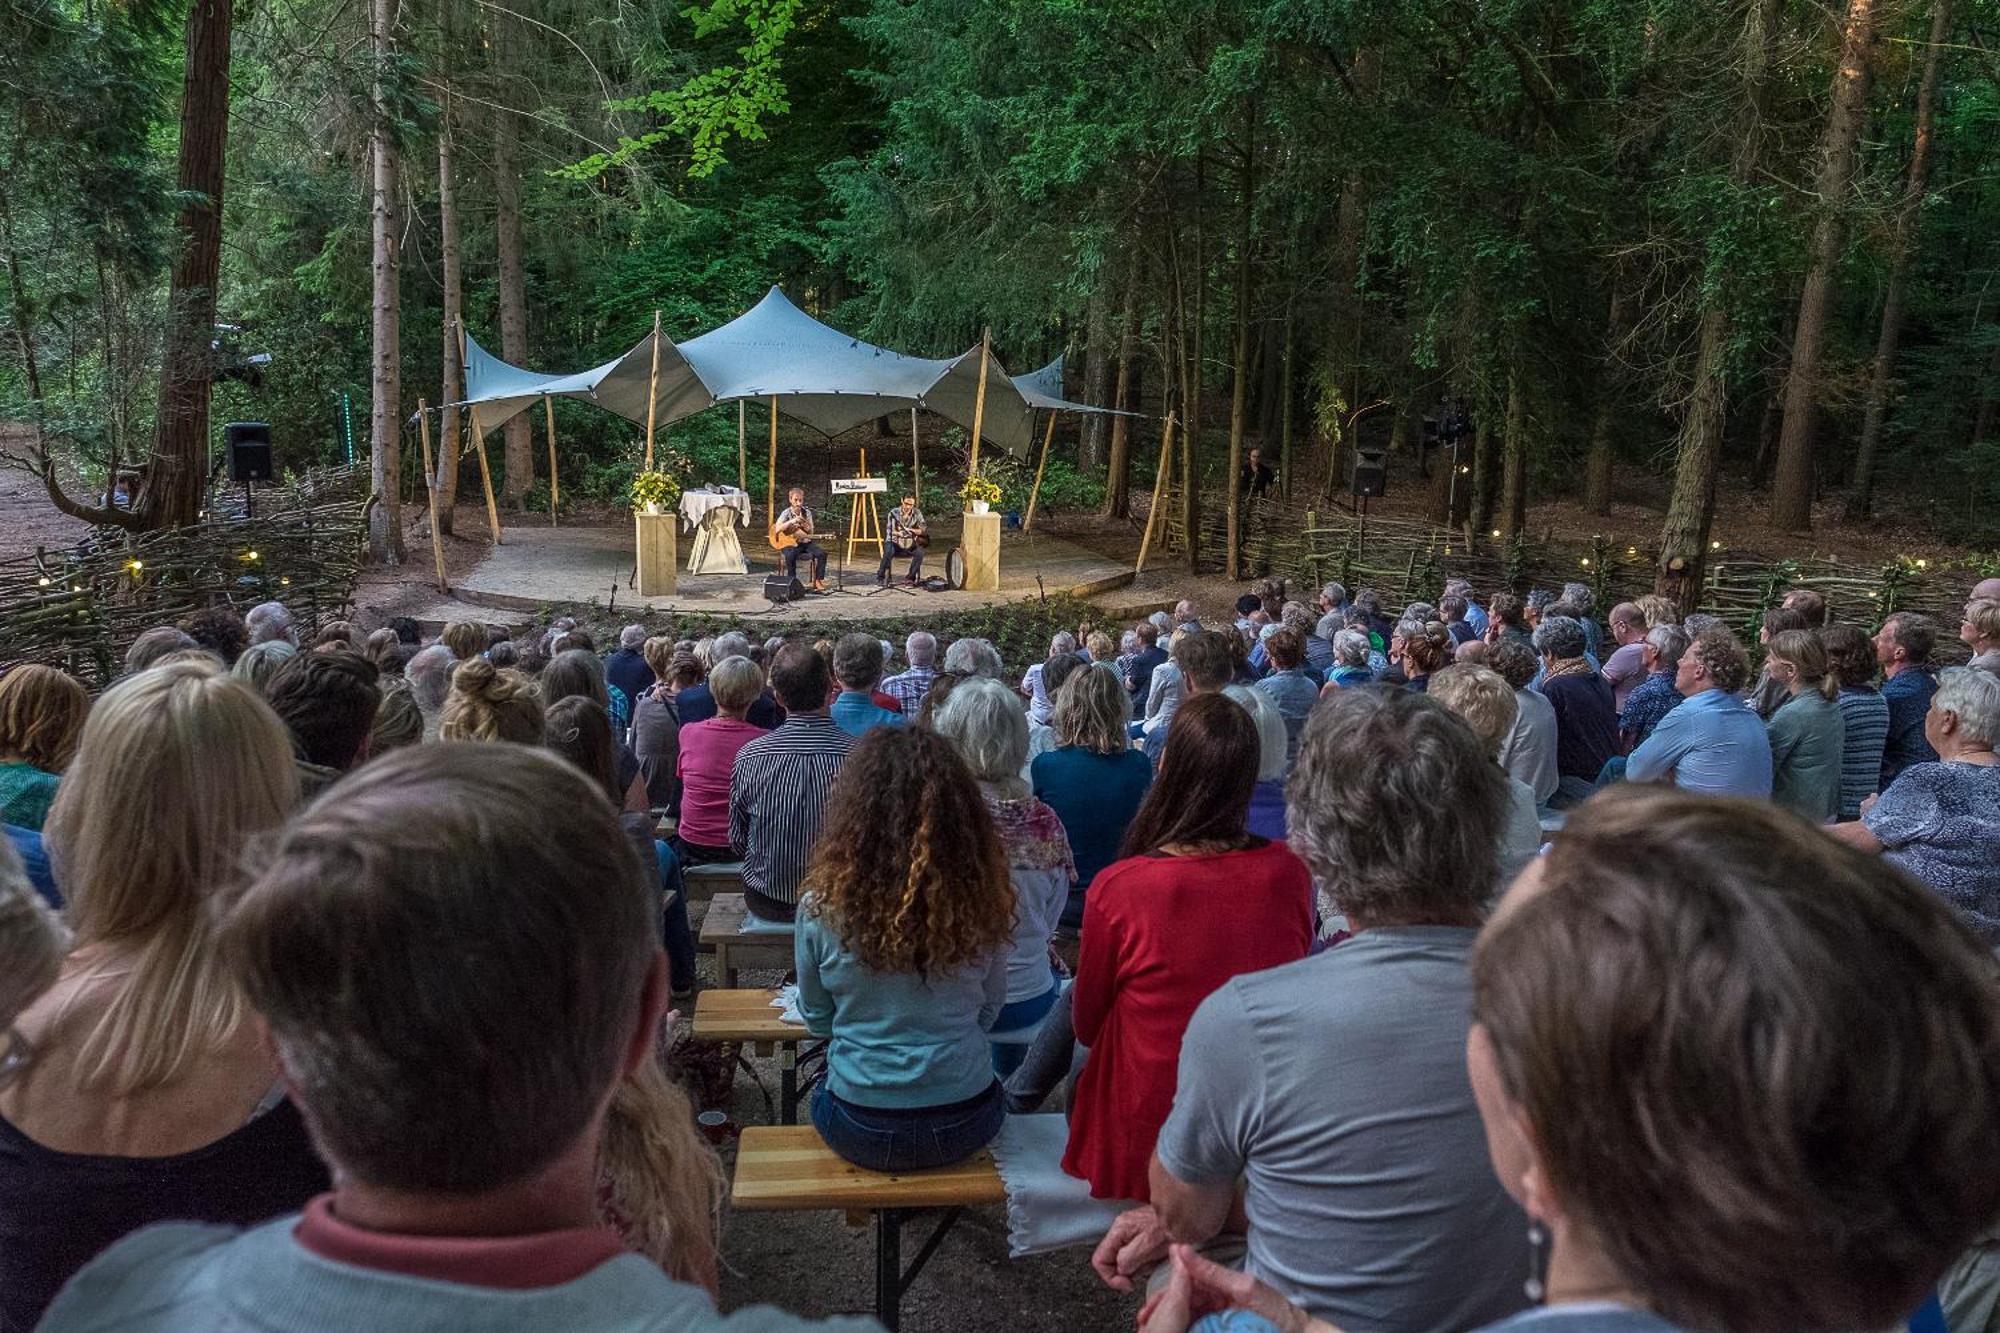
{"left": 990, "top": 1113, "right": 1126, "bottom": 1257}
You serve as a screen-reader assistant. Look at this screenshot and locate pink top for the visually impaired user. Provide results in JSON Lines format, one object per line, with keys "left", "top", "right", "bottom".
{"left": 675, "top": 718, "right": 764, "bottom": 847}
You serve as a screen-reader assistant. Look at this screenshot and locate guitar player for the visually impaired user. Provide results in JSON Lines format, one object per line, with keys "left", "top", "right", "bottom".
{"left": 877, "top": 493, "right": 928, "bottom": 585}
{"left": 771, "top": 486, "right": 828, "bottom": 591}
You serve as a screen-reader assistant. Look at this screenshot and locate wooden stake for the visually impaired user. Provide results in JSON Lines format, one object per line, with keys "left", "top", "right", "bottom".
{"left": 466, "top": 402, "right": 503, "bottom": 546}
{"left": 1135, "top": 411, "right": 1177, "bottom": 576}
{"left": 415, "top": 398, "right": 448, "bottom": 592}
{"left": 737, "top": 399, "right": 747, "bottom": 493}
{"left": 1024, "top": 409, "right": 1058, "bottom": 533}
{"left": 967, "top": 328, "right": 991, "bottom": 476}
{"left": 642, "top": 309, "right": 662, "bottom": 470}
{"left": 543, "top": 395, "right": 559, "bottom": 527}
{"left": 910, "top": 406, "right": 921, "bottom": 497}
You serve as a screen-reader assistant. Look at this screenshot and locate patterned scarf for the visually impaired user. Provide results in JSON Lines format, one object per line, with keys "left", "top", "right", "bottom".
{"left": 1543, "top": 656, "right": 1595, "bottom": 683}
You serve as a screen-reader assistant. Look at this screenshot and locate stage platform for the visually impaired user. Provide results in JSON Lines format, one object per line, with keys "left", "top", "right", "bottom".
{"left": 397, "top": 521, "right": 1141, "bottom": 628}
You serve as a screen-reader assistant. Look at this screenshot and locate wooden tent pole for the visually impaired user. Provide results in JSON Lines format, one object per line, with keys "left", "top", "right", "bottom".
{"left": 415, "top": 398, "right": 448, "bottom": 592}
{"left": 1135, "top": 411, "right": 1176, "bottom": 575}
{"left": 458, "top": 321, "right": 503, "bottom": 545}
{"left": 642, "top": 309, "right": 662, "bottom": 470}
{"left": 1024, "top": 409, "right": 1058, "bottom": 533}
{"left": 543, "top": 395, "right": 559, "bottom": 527}
{"left": 737, "top": 399, "right": 747, "bottom": 492}
{"left": 766, "top": 396, "right": 778, "bottom": 525}
{"left": 967, "top": 327, "right": 991, "bottom": 475}
{"left": 910, "top": 406, "right": 921, "bottom": 498}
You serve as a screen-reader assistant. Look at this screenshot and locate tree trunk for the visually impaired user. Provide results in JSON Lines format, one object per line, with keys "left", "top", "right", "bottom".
{"left": 1499, "top": 377, "right": 1528, "bottom": 540}
{"left": 492, "top": 6, "right": 531, "bottom": 507}
{"left": 1079, "top": 282, "right": 1111, "bottom": 471}
{"left": 1102, "top": 256, "right": 1141, "bottom": 518}
{"left": 1183, "top": 156, "right": 1204, "bottom": 573}
{"left": 1224, "top": 120, "right": 1255, "bottom": 582}
{"left": 1850, "top": 0, "right": 1951, "bottom": 517}
{"left": 0, "top": 197, "right": 43, "bottom": 414}
{"left": 1470, "top": 410, "right": 1497, "bottom": 537}
{"left": 1657, "top": 0, "right": 1784, "bottom": 606}
{"left": 1584, "top": 289, "right": 1629, "bottom": 514}
{"left": 434, "top": 3, "right": 463, "bottom": 534}
{"left": 367, "top": 0, "right": 405, "bottom": 564}
{"left": 1769, "top": 0, "right": 1882, "bottom": 531}
{"left": 1975, "top": 342, "right": 2000, "bottom": 444}
{"left": 136, "top": 0, "right": 234, "bottom": 529}
{"left": 1657, "top": 308, "right": 1730, "bottom": 610}
{"left": 1278, "top": 304, "right": 1295, "bottom": 501}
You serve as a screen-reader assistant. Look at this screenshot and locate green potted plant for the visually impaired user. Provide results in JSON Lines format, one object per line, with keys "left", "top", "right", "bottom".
{"left": 959, "top": 470, "right": 1002, "bottom": 516}
{"left": 631, "top": 468, "right": 679, "bottom": 516}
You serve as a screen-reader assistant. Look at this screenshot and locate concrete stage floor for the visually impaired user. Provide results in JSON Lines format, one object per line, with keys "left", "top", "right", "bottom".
{"left": 399, "top": 520, "right": 1137, "bottom": 626}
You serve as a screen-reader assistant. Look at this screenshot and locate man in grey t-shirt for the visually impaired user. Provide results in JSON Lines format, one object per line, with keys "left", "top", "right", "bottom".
{"left": 1090, "top": 689, "right": 1531, "bottom": 1331}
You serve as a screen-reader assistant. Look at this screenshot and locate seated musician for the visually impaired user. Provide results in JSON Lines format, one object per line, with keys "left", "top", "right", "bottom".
{"left": 877, "top": 493, "right": 927, "bottom": 585}
{"left": 772, "top": 486, "right": 827, "bottom": 592}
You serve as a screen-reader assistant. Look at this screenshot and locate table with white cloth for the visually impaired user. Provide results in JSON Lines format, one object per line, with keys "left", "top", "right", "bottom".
{"left": 679, "top": 486, "right": 752, "bottom": 574}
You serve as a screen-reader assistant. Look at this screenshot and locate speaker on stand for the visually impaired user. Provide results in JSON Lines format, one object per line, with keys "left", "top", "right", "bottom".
{"left": 225, "top": 422, "right": 273, "bottom": 517}
{"left": 1350, "top": 446, "right": 1388, "bottom": 558}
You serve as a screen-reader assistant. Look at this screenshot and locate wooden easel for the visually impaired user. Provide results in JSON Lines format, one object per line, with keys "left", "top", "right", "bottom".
{"left": 845, "top": 448, "right": 886, "bottom": 566}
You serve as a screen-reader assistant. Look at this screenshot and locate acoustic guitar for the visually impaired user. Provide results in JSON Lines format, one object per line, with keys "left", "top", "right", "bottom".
{"left": 768, "top": 513, "right": 811, "bottom": 552}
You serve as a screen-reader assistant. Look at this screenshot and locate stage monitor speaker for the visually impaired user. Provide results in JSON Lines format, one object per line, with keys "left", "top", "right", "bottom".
{"left": 1351, "top": 460, "right": 1387, "bottom": 498}
{"left": 226, "top": 422, "right": 273, "bottom": 483}
{"left": 763, "top": 574, "right": 807, "bottom": 604}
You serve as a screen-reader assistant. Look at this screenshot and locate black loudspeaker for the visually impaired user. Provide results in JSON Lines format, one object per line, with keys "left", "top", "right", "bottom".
{"left": 226, "top": 422, "right": 273, "bottom": 482}
{"left": 763, "top": 574, "right": 807, "bottom": 604}
{"left": 1351, "top": 459, "right": 1387, "bottom": 498}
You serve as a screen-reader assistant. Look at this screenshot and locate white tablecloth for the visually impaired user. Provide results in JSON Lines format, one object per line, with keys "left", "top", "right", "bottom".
{"left": 681, "top": 488, "right": 752, "bottom": 574}
{"left": 678, "top": 487, "right": 751, "bottom": 528}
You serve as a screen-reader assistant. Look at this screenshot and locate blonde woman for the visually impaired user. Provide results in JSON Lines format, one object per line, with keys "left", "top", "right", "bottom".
{"left": 0, "top": 660, "right": 327, "bottom": 1331}
{"left": 1764, "top": 629, "right": 1846, "bottom": 822}
{"left": 1032, "top": 662, "right": 1154, "bottom": 928}
{"left": 438, "top": 657, "right": 544, "bottom": 743}
{"left": 438, "top": 619, "right": 486, "bottom": 661}
{"left": 0, "top": 665, "right": 88, "bottom": 832}
{"left": 0, "top": 838, "right": 64, "bottom": 1068}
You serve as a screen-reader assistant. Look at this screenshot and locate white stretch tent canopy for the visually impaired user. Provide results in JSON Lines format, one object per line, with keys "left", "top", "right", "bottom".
{"left": 457, "top": 287, "right": 1128, "bottom": 460}
{"left": 460, "top": 327, "right": 710, "bottom": 438}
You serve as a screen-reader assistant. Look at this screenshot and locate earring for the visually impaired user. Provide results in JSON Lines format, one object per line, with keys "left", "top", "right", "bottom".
{"left": 1525, "top": 1219, "right": 1548, "bottom": 1304}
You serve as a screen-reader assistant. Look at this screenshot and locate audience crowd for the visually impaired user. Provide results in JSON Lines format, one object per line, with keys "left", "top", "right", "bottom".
{"left": 0, "top": 570, "right": 1996, "bottom": 1333}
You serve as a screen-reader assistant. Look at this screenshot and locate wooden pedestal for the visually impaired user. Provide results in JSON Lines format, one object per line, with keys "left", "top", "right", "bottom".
{"left": 635, "top": 511, "right": 678, "bottom": 597}
{"left": 960, "top": 511, "right": 1001, "bottom": 592}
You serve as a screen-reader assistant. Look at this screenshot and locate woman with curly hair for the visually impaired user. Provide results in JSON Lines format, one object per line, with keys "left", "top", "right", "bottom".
{"left": 795, "top": 726, "right": 1016, "bottom": 1173}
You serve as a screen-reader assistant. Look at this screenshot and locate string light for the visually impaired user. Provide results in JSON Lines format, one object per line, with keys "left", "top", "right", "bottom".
{"left": 36, "top": 576, "right": 49, "bottom": 587}
{"left": 1579, "top": 557, "right": 1592, "bottom": 568}
{"left": 279, "top": 576, "right": 292, "bottom": 586}
{"left": 126, "top": 559, "right": 143, "bottom": 572}
{"left": 1490, "top": 529, "right": 1501, "bottom": 538}
{"left": 1710, "top": 540, "right": 1722, "bottom": 551}
{"left": 1625, "top": 546, "right": 1638, "bottom": 558}
{"left": 1915, "top": 558, "right": 1928, "bottom": 570}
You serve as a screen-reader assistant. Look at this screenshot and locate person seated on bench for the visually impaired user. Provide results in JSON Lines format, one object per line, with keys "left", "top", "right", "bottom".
{"left": 795, "top": 726, "right": 1015, "bottom": 1174}
{"left": 931, "top": 678, "right": 1075, "bottom": 1074}
{"left": 1093, "top": 689, "right": 1531, "bottom": 1331}
{"left": 676, "top": 657, "right": 767, "bottom": 867}
{"left": 1142, "top": 785, "right": 2000, "bottom": 1333}
{"left": 1008, "top": 694, "right": 1313, "bottom": 1205}
{"left": 730, "top": 645, "right": 854, "bottom": 923}
{"left": 39, "top": 744, "right": 872, "bottom": 1333}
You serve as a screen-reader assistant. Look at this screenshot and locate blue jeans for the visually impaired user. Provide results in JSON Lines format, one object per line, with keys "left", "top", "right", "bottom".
{"left": 989, "top": 982, "right": 1061, "bottom": 1077}
{"left": 652, "top": 840, "right": 697, "bottom": 996}
{"left": 811, "top": 1081, "right": 1004, "bottom": 1174}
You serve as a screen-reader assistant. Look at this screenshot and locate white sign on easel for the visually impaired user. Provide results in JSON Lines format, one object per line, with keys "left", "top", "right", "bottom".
{"left": 830, "top": 477, "right": 889, "bottom": 494}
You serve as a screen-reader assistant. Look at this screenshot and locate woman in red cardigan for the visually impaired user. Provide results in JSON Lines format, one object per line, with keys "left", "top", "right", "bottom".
{"left": 1063, "top": 692, "right": 1315, "bottom": 1202}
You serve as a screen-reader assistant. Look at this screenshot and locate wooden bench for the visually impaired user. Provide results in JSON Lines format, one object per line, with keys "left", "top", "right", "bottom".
{"left": 690, "top": 988, "right": 814, "bottom": 1124}
{"left": 697, "top": 893, "right": 795, "bottom": 987}
{"left": 681, "top": 860, "right": 743, "bottom": 904}
{"left": 732, "top": 1125, "right": 1006, "bottom": 1331}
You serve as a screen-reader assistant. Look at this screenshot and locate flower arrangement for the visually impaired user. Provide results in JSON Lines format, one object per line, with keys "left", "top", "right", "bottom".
{"left": 631, "top": 469, "right": 680, "bottom": 513}
{"left": 958, "top": 470, "right": 1003, "bottom": 513}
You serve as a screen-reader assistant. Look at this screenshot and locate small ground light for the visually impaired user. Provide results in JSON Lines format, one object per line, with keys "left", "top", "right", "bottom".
{"left": 1490, "top": 529, "right": 1501, "bottom": 538}
{"left": 1710, "top": 540, "right": 1722, "bottom": 550}
{"left": 128, "top": 560, "right": 143, "bottom": 572}
{"left": 37, "top": 576, "right": 49, "bottom": 586}
{"left": 1580, "top": 558, "right": 1592, "bottom": 568}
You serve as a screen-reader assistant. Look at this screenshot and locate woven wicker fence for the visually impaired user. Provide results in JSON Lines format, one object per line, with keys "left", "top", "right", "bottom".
{"left": 0, "top": 466, "right": 370, "bottom": 687}
{"left": 1164, "top": 493, "right": 1977, "bottom": 661}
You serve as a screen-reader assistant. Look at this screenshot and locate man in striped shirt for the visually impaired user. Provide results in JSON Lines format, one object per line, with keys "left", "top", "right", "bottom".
{"left": 730, "top": 642, "right": 855, "bottom": 922}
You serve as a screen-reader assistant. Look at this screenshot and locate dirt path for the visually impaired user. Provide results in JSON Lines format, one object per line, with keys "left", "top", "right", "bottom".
{"left": 0, "top": 427, "right": 93, "bottom": 562}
